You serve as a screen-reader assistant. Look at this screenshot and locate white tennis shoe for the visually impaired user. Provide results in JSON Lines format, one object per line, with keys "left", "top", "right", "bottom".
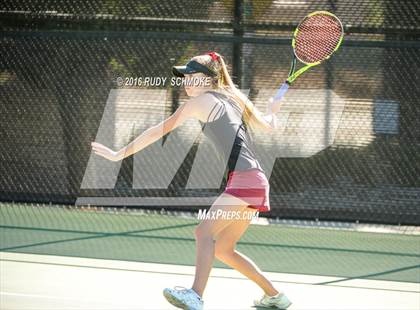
{"left": 253, "top": 291, "right": 292, "bottom": 309}
{"left": 163, "top": 286, "right": 203, "bottom": 310}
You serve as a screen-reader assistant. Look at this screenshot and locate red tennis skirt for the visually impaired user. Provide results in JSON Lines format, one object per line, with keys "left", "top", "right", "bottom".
{"left": 223, "top": 168, "right": 270, "bottom": 213}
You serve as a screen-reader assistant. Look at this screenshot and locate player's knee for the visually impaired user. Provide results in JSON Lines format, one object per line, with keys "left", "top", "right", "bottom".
{"left": 194, "top": 224, "right": 215, "bottom": 241}
{"left": 214, "top": 241, "right": 235, "bottom": 260}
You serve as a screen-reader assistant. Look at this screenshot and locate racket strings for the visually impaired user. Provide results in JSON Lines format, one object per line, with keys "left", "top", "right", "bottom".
{"left": 295, "top": 14, "right": 342, "bottom": 64}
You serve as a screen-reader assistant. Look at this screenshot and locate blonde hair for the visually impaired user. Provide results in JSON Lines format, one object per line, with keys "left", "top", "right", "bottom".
{"left": 190, "top": 53, "right": 272, "bottom": 133}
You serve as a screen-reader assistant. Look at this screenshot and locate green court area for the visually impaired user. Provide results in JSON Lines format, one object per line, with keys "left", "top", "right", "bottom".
{"left": 1, "top": 202, "right": 419, "bottom": 284}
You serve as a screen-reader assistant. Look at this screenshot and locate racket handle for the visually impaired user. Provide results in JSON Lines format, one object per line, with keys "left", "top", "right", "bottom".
{"left": 273, "top": 82, "right": 289, "bottom": 101}
{"left": 267, "top": 82, "right": 289, "bottom": 114}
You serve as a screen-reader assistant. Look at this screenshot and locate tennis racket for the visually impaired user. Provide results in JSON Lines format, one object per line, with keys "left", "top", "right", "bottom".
{"left": 270, "top": 11, "right": 344, "bottom": 105}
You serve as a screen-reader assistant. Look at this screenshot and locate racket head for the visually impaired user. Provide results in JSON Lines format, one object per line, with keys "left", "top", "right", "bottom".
{"left": 292, "top": 11, "right": 344, "bottom": 65}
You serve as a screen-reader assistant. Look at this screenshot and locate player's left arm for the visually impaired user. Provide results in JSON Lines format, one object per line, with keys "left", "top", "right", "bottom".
{"left": 91, "top": 96, "right": 200, "bottom": 161}
{"left": 118, "top": 97, "right": 200, "bottom": 159}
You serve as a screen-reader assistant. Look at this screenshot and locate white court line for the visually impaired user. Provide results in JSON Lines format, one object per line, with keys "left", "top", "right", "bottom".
{"left": 0, "top": 292, "right": 143, "bottom": 310}
{"left": 1, "top": 291, "right": 96, "bottom": 300}
{"left": 2, "top": 252, "right": 419, "bottom": 310}
{"left": 0, "top": 291, "right": 137, "bottom": 306}
{"left": 1, "top": 252, "right": 418, "bottom": 293}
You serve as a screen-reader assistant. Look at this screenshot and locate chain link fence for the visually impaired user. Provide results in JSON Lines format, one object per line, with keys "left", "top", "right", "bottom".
{"left": 1, "top": 0, "right": 419, "bottom": 224}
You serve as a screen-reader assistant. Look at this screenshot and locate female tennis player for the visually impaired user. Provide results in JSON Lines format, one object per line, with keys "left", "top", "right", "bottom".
{"left": 91, "top": 51, "right": 291, "bottom": 309}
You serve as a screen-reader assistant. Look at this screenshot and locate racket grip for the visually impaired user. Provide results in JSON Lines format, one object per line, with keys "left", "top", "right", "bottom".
{"left": 273, "top": 82, "right": 289, "bottom": 101}
{"left": 267, "top": 82, "right": 289, "bottom": 114}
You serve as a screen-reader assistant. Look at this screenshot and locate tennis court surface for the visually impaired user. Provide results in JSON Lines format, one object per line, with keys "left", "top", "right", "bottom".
{"left": 1, "top": 203, "right": 419, "bottom": 309}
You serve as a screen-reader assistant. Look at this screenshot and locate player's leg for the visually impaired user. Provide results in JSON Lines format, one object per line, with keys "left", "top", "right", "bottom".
{"left": 215, "top": 209, "right": 292, "bottom": 308}
{"left": 213, "top": 209, "right": 281, "bottom": 296}
{"left": 191, "top": 192, "right": 251, "bottom": 297}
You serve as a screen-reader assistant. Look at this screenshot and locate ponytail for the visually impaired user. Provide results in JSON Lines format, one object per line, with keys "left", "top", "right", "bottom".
{"left": 217, "top": 56, "right": 272, "bottom": 133}
{"left": 191, "top": 51, "right": 272, "bottom": 133}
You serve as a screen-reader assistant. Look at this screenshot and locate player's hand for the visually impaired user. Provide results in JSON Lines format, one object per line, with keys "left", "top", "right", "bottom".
{"left": 91, "top": 142, "right": 123, "bottom": 162}
{"left": 266, "top": 97, "right": 283, "bottom": 115}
